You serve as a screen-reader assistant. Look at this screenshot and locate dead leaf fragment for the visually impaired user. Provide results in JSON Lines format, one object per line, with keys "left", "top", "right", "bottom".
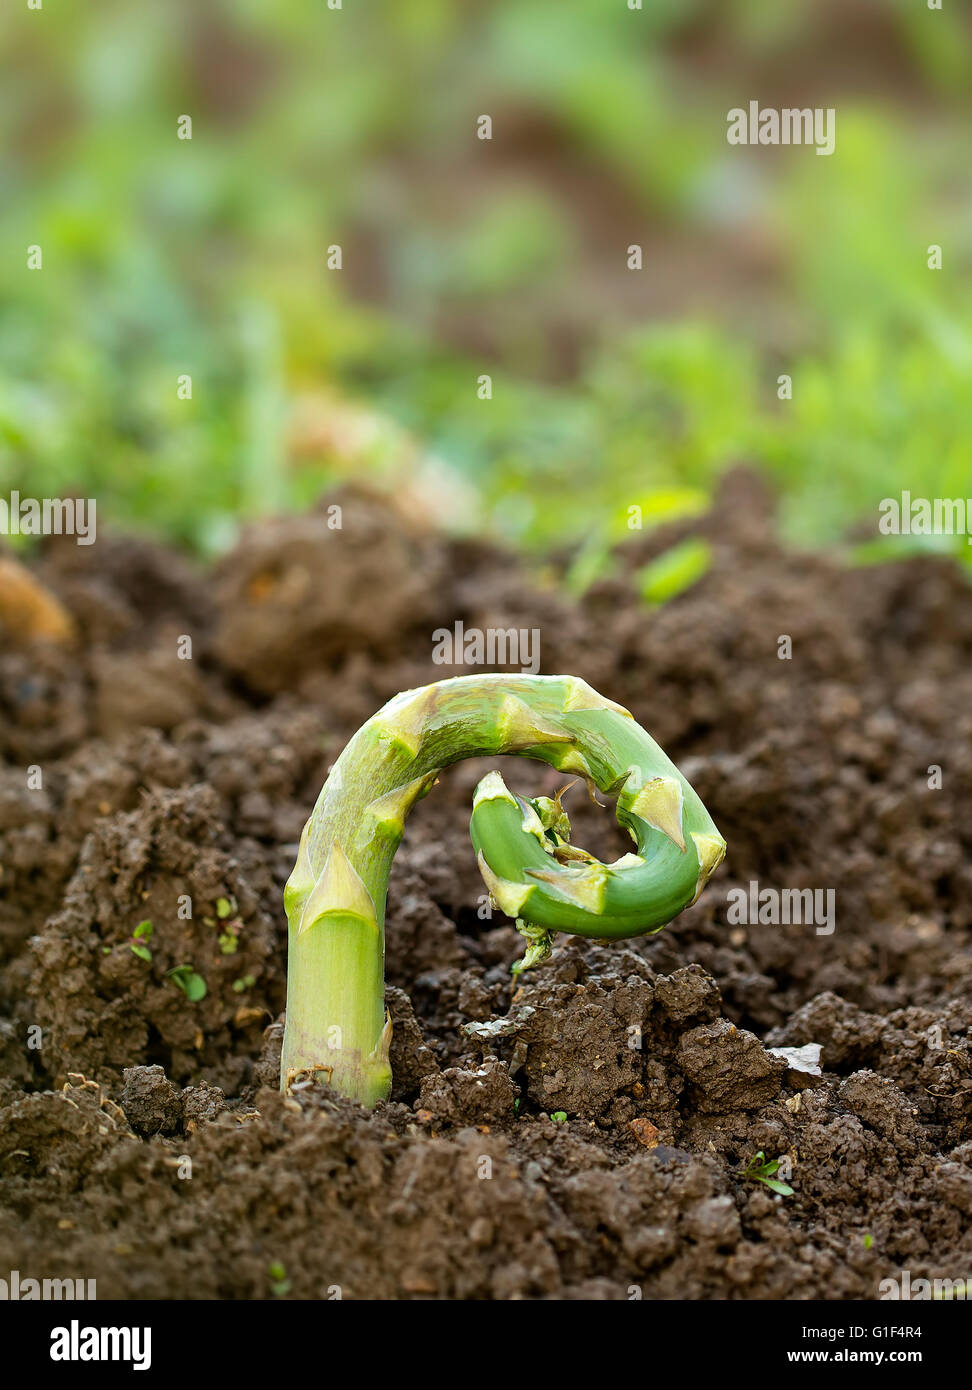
{"left": 629, "top": 1117, "right": 661, "bottom": 1148}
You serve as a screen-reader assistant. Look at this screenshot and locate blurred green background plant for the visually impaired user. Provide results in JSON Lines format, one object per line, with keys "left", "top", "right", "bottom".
{"left": 2, "top": 0, "right": 970, "bottom": 569}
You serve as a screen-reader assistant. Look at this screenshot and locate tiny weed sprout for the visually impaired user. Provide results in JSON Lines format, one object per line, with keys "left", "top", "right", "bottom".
{"left": 743, "top": 1150, "right": 794, "bottom": 1197}
{"left": 281, "top": 674, "right": 726, "bottom": 1104}
{"left": 129, "top": 920, "right": 153, "bottom": 962}
{"left": 167, "top": 964, "right": 207, "bottom": 1002}
{"left": 218, "top": 925, "right": 240, "bottom": 955}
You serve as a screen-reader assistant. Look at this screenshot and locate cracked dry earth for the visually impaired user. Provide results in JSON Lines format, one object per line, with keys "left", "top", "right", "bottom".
{"left": 0, "top": 471, "right": 969, "bottom": 1300}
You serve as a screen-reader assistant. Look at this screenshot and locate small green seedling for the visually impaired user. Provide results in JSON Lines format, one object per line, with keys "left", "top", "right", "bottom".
{"left": 213, "top": 897, "right": 241, "bottom": 953}
{"left": 130, "top": 920, "right": 154, "bottom": 962}
{"left": 550, "top": 1111, "right": 567, "bottom": 1124}
{"left": 232, "top": 974, "right": 256, "bottom": 993}
{"left": 281, "top": 674, "right": 726, "bottom": 1105}
{"left": 268, "top": 1261, "right": 291, "bottom": 1297}
{"left": 743, "top": 1150, "right": 794, "bottom": 1196}
{"left": 637, "top": 537, "right": 712, "bottom": 606}
{"left": 167, "top": 964, "right": 207, "bottom": 1002}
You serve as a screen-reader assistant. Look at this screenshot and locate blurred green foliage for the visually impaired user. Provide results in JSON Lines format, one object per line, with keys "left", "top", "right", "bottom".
{"left": 637, "top": 537, "right": 712, "bottom": 605}
{"left": 1, "top": 0, "right": 969, "bottom": 564}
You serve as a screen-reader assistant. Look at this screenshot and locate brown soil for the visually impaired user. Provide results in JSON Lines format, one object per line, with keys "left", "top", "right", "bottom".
{"left": 0, "top": 472, "right": 969, "bottom": 1300}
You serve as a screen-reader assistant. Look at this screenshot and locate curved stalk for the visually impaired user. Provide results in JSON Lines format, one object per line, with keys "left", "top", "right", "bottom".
{"left": 281, "top": 674, "right": 726, "bottom": 1102}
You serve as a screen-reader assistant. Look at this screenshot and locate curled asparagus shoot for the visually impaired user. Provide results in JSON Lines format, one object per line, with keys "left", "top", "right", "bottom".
{"left": 281, "top": 674, "right": 726, "bottom": 1104}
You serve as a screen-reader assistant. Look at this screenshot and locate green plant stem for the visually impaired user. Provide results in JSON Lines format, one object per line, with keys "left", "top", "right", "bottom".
{"left": 281, "top": 673, "right": 725, "bottom": 1103}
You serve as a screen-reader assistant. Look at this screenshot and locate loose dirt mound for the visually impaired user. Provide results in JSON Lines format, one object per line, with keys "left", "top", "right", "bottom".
{"left": 0, "top": 475, "right": 969, "bottom": 1299}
